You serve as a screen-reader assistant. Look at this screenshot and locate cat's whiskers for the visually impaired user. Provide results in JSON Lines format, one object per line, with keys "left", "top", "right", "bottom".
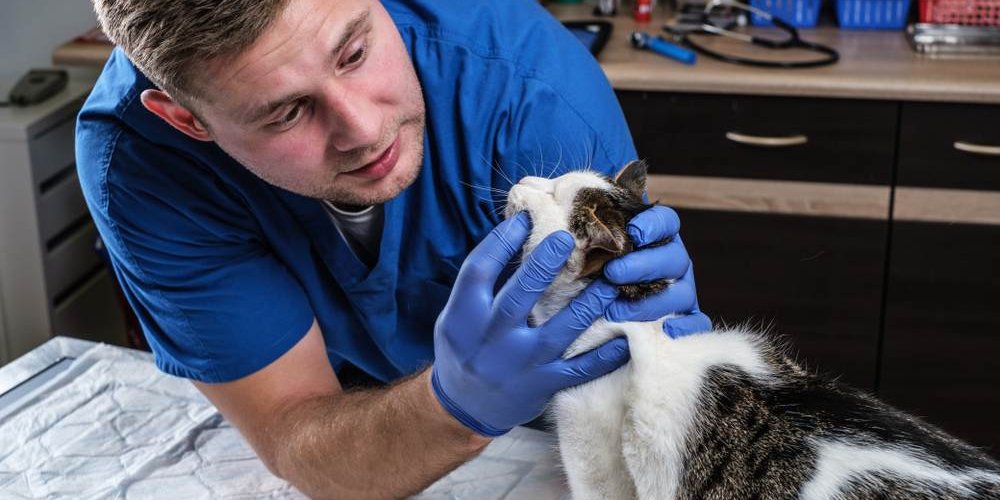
{"left": 460, "top": 181, "right": 509, "bottom": 195}
{"left": 534, "top": 138, "right": 546, "bottom": 178}
{"left": 545, "top": 139, "right": 565, "bottom": 179}
{"left": 459, "top": 180, "right": 509, "bottom": 207}
{"left": 476, "top": 152, "right": 517, "bottom": 192}
{"left": 492, "top": 162, "right": 518, "bottom": 190}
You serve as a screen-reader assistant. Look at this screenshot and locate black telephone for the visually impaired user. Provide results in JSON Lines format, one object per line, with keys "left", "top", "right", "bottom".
{"left": 6, "top": 69, "right": 69, "bottom": 107}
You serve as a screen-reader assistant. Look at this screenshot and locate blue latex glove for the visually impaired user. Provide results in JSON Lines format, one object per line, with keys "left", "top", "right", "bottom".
{"left": 603, "top": 205, "right": 712, "bottom": 338}
{"left": 431, "top": 212, "right": 630, "bottom": 437}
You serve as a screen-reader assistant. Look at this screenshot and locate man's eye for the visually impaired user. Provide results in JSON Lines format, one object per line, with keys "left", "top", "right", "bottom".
{"left": 342, "top": 40, "right": 367, "bottom": 67}
{"left": 270, "top": 102, "right": 306, "bottom": 130}
{"left": 280, "top": 105, "right": 301, "bottom": 124}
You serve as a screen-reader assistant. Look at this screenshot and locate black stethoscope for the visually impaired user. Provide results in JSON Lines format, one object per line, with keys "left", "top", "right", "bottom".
{"left": 664, "top": 0, "right": 839, "bottom": 68}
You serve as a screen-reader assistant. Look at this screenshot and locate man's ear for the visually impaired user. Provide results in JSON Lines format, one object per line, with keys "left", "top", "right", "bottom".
{"left": 140, "top": 89, "right": 212, "bottom": 142}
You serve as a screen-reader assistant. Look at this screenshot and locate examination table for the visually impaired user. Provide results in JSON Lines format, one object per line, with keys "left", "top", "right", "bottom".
{"left": 0, "top": 337, "right": 567, "bottom": 498}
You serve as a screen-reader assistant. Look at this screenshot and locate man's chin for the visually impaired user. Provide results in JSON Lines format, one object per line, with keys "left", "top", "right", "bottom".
{"left": 317, "top": 158, "right": 422, "bottom": 206}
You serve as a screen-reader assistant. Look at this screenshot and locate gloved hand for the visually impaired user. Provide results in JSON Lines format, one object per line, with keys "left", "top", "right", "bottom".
{"left": 603, "top": 205, "right": 712, "bottom": 338}
{"left": 431, "top": 212, "right": 631, "bottom": 437}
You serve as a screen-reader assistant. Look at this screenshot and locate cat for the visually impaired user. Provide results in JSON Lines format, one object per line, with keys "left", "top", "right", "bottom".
{"left": 503, "top": 160, "right": 1000, "bottom": 499}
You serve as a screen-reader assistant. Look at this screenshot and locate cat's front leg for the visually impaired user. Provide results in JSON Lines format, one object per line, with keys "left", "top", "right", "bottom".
{"left": 554, "top": 365, "right": 635, "bottom": 500}
{"left": 621, "top": 321, "right": 699, "bottom": 500}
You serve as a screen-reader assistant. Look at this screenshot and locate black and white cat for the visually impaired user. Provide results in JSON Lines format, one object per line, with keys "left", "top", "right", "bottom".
{"left": 504, "top": 161, "right": 1000, "bottom": 499}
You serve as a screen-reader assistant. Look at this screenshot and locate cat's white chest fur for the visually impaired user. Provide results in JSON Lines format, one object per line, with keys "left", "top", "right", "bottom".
{"left": 552, "top": 320, "right": 773, "bottom": 500}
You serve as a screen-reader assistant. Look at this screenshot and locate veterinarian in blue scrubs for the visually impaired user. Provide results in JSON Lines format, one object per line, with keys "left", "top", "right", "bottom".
{"left": 77, "top": 0, "right": 710, "bottom": 496}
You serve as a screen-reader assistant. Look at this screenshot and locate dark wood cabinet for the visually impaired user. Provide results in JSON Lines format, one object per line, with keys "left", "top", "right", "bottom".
{"left": 619, "top": 91, "right": 1000, "bottom": 455}
{"left": 880, "top": 221, "right": 1000, "bottom": 455}
{"left": 678, "top": 209, "right": 887, "bottom": 390}
{"left": 623, "top": 91, "right": 893, "bottom": 391}
{"left": 879, "top": 102, "right": 1000, "bottom": 455}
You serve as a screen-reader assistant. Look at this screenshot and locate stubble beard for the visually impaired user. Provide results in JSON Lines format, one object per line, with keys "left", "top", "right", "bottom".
{"left": 316, "top": 112, "right": 426, "bottom": 207}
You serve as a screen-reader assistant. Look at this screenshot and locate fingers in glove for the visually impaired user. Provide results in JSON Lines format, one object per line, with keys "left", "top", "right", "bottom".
{"left": 545, "top": 337, "right": 630, "bottom": 391}
{"left": 604, "top": 239, "right": 690, "bottom": 284}
{"left": 663, "top": 311, "right": 713, "bottom": 339}
{"left": 606, "top": 278, "right": 697, "bottom": 323}
{"left": 537, "top": 280, "right": 619, "bottom": 360}
{"left": 627, "top": 205, "right": 681, "bottom": 247}
{"left": 493, "top": 230, "right": 575, "bottom": 330}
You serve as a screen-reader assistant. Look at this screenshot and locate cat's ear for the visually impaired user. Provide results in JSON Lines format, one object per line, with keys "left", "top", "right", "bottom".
{"left": 614, "top": 160, "right": 648, "bottom": 200}
{"left": 578, "top": 198, "right": 630, "bottom": 276}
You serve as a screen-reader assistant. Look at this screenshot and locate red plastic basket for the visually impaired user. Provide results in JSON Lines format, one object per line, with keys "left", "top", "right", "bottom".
{"left": 920, "top": 0, "right": 1000, "bottom": 25}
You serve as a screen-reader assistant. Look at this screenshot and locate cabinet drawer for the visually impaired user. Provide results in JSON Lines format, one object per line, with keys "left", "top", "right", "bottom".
{"left": 37, "top": 170, "right": 88, "bottom": 245}
{"left": 44, "top": 221, "right": 101, "bottom": 301}
{"left": 51, "top": 269, "right": 127, "bottom": 345}
{"left": 29, "top": 117, "right": 77, "bottom": 189}
{"left": 616, "top": 90, "right": 647, "bottom": 143}
{"left": 627, "top": 93, "right": 897, "bottom": 185}
{"left": 898, "top": 102, "right": 1000, "bottom": 191}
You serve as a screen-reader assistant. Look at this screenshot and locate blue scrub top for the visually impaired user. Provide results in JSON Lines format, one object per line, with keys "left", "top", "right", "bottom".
{"left": 76, "top": 0, "right": 638, "bottom": 384}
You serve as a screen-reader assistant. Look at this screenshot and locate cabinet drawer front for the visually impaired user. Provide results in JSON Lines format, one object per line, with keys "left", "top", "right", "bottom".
{"left": 43, "top": 221, "right": 101, "bottom": 301}
{"left": 616, "top": 90, "right": 647, "bottom": 143}
{"left": 37, "top": 170, "right": 88, "bottom": 245}
{"left": 899, "top": 102, "right": 1000, "bottom": 191}
{"left": 629, "top": 93, "right": 897, "bottom": 185}
{"left": 29, "top": 117, "right": 77, "bottom": 189}
{"left": 52, "top": 269, "right": 126, "bottom": 345}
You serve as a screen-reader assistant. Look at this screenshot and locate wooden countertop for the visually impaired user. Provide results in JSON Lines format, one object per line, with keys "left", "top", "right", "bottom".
{"left": 53, "top": 7, "right": 1000, "bottom": 104}
{"left": 549, "top": 4, "right": 1000, "bottom": 104}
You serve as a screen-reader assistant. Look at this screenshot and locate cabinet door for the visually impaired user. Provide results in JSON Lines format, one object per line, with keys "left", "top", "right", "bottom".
{"left": 880, "top": 102, "right": 1000, "bottom": 455}
{"left": 678, "top": 208, "right": 887, "bottom": 390}
{"left": 881, "top": 221, "right": 1000, "bottom": 455}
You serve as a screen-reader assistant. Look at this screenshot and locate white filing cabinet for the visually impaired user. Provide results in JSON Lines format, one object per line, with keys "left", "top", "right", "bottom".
{"left": 0, "top": 77, "right": 126, "bottom": 365}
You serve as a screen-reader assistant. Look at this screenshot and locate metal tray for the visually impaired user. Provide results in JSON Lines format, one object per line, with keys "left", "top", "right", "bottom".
{"left": 907, "top": 23, "right": 1000, "bottom": 56}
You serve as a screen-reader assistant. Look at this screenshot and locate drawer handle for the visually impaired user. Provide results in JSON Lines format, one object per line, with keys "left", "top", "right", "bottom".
{"left": 954, "top": 141, "right": 1000, "bottom": 157}
{"left": 725, "top": 132, "right": 808, "bottom": 148}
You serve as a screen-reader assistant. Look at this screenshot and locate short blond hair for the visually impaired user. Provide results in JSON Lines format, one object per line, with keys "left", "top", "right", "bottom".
{"left": 93, "top": 0, "right": 288, "bottom": 103}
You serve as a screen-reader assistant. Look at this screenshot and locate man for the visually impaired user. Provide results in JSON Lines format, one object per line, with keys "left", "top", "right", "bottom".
{"left": 78, "top": 0, "right": 710, "bottom": 497}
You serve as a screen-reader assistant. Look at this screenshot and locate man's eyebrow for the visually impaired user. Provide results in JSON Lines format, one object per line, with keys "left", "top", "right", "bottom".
{"left": 243, "top": 10, "right": 373, "bottom": 125}
{"left": 330, "top": 10, "right": 372, "bottom": 63}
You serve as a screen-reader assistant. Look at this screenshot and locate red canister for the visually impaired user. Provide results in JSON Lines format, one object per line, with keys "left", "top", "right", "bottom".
{"left": 634, "top": 0, "right": 653, "bottom": 22}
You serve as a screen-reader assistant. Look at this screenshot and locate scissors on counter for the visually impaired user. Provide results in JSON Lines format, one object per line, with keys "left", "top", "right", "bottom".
{"left": 663, "top": 0, "right": 840, "bottom": 68}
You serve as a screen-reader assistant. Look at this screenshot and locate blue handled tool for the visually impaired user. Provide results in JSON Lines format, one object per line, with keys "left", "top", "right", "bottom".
{"left": 630, "top": 31, "right": 697, "bottom": 65}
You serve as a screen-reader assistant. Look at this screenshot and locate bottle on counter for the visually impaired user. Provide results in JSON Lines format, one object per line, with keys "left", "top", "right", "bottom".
{"left": 634, "top": 0, "right": 653, "bottom": 22}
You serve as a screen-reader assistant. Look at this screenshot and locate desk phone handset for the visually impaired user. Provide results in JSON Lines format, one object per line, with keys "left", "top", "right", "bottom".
{"left": 3, "top": 69, "right": 69, "bottom": 107}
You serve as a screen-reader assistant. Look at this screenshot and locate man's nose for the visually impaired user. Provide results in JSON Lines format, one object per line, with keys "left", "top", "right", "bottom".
{"left": 323, "top": 88, "right": 383, "bottom": 152}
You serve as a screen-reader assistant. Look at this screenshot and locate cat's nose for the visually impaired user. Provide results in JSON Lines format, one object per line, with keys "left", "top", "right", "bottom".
{"left": 518, "top": 176, "right": 554, "bottom": 194}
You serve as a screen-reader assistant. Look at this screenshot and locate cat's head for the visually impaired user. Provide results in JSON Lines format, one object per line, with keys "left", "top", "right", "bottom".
{"left": 504, "top": 160, "right": 664, "bottom": 298}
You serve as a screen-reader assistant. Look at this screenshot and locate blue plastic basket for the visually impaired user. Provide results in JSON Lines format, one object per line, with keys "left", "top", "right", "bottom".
{"left": 836, "top": 0, "right": 912, "bottom": 28}
{"left": 750, "top": 0, "right": 822, "bottom": 27}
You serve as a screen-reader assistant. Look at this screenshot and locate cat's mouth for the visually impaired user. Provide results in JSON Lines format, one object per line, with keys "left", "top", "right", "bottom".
{"left": 503, "top": 183, "right": 543, "bottom": 220}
